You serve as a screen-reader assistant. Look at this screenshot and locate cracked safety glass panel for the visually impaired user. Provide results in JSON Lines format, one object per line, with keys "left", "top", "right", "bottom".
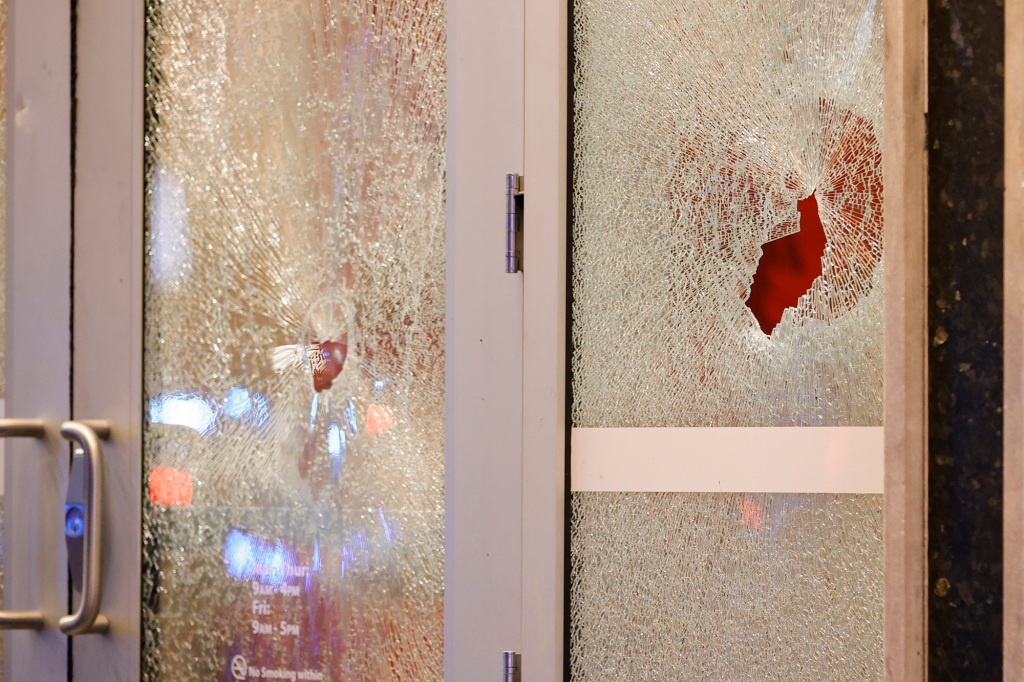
{"left": 570, "top": 0, "right": 885, "bottom": 679}
{"left": 571, "top": 493, "right": 883, "bottom": 680}
{"left": 571, "top": 0, "right": 884, "bottom": 428}
{"left": 143, "top": 1, "right": 445, "bottom": 679}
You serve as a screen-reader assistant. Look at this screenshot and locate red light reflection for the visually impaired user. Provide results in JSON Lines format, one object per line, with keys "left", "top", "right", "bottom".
{"left": 149, "top": 467, "right": 194, "bottom": 506}
{"left": 741, "top": 495, "right": 763, "bottom": 530}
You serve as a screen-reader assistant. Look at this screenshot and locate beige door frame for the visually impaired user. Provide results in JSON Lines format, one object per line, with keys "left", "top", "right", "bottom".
{"left": 4, "top": 0, "right": 73, "bottom": 677}
{"left": 883, "top": 0, "right": 928, "bottom": 679}
{"left": 1005, "top": 0, "right": 1024, "bottom": 674}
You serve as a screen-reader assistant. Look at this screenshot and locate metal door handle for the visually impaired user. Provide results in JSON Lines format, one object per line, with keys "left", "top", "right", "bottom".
{"left": 0, "top": 418, "right": 47, "bottom": 630}
{"left": 58, "top": 420, "right": 110, "bottom": 635}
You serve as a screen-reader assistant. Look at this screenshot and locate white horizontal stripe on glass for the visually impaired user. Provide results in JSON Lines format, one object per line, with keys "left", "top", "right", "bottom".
{"left": 571, "top": 426, "right": 883, "bottom": 494}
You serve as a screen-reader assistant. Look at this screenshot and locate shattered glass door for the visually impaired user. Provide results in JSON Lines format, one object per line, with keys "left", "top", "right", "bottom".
{"left": 570, "top": 0, "right": 885, "bottom": 678}
{"left": 143, "top": 1, "right": 445, "bottom": 679}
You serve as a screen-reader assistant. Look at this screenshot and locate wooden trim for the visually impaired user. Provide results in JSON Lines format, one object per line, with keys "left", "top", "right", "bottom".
{"left": 1005, "top": 0, "right": 1024, "bottom": 672}
{"left": 883, "top": 0, "right": 928, "bottom": 678}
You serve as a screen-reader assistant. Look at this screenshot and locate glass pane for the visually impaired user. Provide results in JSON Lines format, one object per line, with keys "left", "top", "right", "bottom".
{"left": 143, "top": 2, "right": 445, "bottom": 680}
{"left": 570, "top": 0, "right": 885, "bottom": 678}
{"left": 571, "top": 0, "right": 884, "bottom": 428}
{"left": 570, "top": 492, "right": 883, "bottom": 679}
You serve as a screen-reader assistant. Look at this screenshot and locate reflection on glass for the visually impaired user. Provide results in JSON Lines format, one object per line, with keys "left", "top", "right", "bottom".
{"left": 571, "top": 0, "right": 885, "bottom": 428}
{"left": 143, "top": 1, "right": 445, "bottom": 679}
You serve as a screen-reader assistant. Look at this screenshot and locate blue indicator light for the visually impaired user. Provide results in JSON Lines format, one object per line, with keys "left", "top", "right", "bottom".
{"left": 65, "top": 504, "right": 85, "bottom": 538}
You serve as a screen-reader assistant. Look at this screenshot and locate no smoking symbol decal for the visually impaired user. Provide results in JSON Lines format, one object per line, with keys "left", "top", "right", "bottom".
{"left": 230, "top": 654, "right": 248, "bottom": 680}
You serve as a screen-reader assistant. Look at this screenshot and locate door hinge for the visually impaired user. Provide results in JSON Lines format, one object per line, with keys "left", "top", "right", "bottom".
{"left": 503, "top": 651, "right": 521, "bottom": 682}
{"left": 505, "top": 173, "right": 524, "bottom": 273}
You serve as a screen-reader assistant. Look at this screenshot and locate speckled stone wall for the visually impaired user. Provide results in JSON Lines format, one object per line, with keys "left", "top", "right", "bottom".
{"left": 927, "top": 1, "right": 1004, "bottom": 678}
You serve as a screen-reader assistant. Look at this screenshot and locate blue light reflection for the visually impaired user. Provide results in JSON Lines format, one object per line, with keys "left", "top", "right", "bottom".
{"left": 223, "top": 529, "right": 318, "bottom": 587}
{"left": 149, "top": 394, "right": 217, "bottom": 435}
{"left": 150, "top": 388, "right": 270, "bottom": 436}
{"left": 327, "top": 424, "right": 346, "bottom": 478}
{"left": 224, "top": 387, "right": 251, "bottom": 418}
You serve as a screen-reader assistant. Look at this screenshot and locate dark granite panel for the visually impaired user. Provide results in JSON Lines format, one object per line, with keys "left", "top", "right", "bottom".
{"left": 927, "top": 1, "right": 1004, "bottom": 679}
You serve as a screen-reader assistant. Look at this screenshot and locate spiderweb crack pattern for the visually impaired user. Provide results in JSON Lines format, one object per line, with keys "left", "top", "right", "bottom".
{"left": 571, "top": 492, "right": 883, "bottom": 681}
{"left": 572, "top": 0, "right": 884, "bottom": 428}
{"left": 143, "top": 1, "right": 445, "bottom": 679}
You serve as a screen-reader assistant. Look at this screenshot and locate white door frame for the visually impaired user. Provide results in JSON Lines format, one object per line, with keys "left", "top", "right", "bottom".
{"left": 522, "top": 0, "right": 567, "bottom": 678}
{"left": 70, "top": 0, "right": 144, "bottom": 678}
{"left": 5, "top": 0, "right": 73, "bottom": 678}
{"left": 445, "top": 0, "right": 526, "bottom": 680}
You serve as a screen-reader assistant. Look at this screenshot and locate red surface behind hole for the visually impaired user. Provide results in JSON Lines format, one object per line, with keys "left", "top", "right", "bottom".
{"left": 745, "top": 191, "right": 827, "bottom": 335}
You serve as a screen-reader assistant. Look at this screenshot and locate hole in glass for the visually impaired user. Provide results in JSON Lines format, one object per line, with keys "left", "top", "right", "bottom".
{"left": 309, "top": 340, "right": 349, "bottom": 393}
{"left": 746, "top": 191, "right": 827, "bottom": 335}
